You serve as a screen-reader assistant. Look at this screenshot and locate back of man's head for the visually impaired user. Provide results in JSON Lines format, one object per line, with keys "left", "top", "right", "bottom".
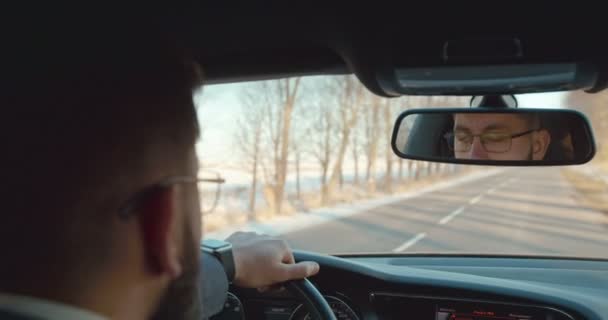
{"left": 0, "top": 22, "right": 201, "bottom": 295}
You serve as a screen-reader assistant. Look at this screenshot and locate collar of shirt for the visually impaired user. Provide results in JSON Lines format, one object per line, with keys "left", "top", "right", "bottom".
{"left": 0, "top": 293, "right": 107, "bottom": 320}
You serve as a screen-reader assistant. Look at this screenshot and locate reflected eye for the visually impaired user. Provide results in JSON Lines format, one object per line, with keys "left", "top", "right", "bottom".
{"left": 482, "top": 132, "right": 509, "bottom": 143}
{"left": 454, "top": 132, "right": 472, "bottom": 143}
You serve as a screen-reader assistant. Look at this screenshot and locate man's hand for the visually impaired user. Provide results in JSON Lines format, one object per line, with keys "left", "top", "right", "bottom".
{"left": 225, "top": 232, "right": 320, "bottom": 290}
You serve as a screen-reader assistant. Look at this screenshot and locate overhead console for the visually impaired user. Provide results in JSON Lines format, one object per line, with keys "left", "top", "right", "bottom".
{"left": 370, "top": 293, "right": 577, "bottom": 320}
{"left": 345, "top": 36, "right": 607, "bottom": 97}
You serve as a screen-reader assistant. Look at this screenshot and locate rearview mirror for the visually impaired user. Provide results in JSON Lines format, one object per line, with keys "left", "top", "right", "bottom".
{"left": 391, "top": 108, "right": 595, "bottom": 165}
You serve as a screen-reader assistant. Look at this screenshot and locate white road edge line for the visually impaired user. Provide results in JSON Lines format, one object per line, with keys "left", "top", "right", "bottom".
{"left": 469, "top": 194, "right": 484, "bottom": 204}
{"left": 393, "top": 233, "right": 427, "bottom": 252}
{"left": 439, "top": 206, "right": 465, "bottom": 225}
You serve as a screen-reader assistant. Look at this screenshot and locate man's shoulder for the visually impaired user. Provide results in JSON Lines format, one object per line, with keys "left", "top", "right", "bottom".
{"left": 0, "top": 309, "right": 44, "bottom": 320}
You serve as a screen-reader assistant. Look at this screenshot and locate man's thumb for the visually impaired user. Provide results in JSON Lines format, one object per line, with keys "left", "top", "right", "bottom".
{"left": 283, "top": 261, "right": 320, "bottom": 280}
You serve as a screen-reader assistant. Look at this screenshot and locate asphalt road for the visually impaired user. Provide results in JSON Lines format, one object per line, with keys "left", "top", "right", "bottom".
{"left": 282, "top": 167, "right": 608, "bottom": 259}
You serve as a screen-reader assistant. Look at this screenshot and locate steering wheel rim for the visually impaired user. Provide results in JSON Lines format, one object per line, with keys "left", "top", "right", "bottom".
{"left": 284, "top": 278, "right": 337, "bottom": 320}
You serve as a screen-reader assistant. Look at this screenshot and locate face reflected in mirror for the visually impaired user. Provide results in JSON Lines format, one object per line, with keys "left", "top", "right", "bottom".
{"left": 392, "top": 108, "right": 594, "bottom": 165}
{"left": 449, "top": 113, "right": 551, "bottom": 161}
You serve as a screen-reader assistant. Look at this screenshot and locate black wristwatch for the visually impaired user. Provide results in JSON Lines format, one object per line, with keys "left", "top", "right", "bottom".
{"left": 201, "top": 239, "right": 236, "bottom": 282}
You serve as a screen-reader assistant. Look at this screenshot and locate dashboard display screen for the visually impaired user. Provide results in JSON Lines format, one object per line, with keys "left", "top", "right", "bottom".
{"left": 436, "top": 302, "right": 538, "bottom": 320}
{"left": 369, "top": 293, "right": 574, "bottom": 320}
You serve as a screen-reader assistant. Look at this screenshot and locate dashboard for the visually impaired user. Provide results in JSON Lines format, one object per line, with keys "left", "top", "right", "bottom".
{"left": 210, "top": 252, "right": 608, "bottom": 320}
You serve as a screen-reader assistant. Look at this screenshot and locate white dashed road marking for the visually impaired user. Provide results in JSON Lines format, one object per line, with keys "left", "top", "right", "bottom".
{"left": 469, "top": 194, "right": 484, "bottom": 204}
{"left": 439, "top": 206, "right": 465, "bottom": 225}
{"left": 393, "top": 233, "right": 427, "bottom": 252}
{"left": 395, "top": 173, "right": 513, "bottom": 251}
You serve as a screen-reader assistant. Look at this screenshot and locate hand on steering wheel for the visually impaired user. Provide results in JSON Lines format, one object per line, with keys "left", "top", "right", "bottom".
{"left": 224, "top": 233, "right": 334, "bottom": 319}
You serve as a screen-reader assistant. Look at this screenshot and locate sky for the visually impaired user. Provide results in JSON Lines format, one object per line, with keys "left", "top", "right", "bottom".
{"left": 516, "top": 92, "right": 567, "bottom": 108}
{"left": 194, "top": 78, "right": 569, "bottom": 166}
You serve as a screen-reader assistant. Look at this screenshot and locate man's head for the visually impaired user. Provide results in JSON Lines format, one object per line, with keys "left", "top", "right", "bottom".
{"left": 450, "top": 113, "right": 551, "bottom": 160}
{"left": 1, "top": 27, "right": 205, "bottom": 320}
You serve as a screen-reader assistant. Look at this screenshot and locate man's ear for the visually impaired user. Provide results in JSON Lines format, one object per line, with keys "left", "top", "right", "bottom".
{"left": 532, "top": 129, "right": 551, "bottom": 160}
{"left": 138, "top": 186, "right": 182, "bottom": 279}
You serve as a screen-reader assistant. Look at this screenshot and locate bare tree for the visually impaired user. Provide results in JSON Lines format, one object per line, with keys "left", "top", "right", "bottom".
{"left": 351, "top": 123, "right": 362, "bottom": 185}
{"left": 567, "top": 91, "right": 608, "bottom": 158}
{"left": 257, "top": 82, "right": 280, "bottom": 186}
{"left": 383, "top": 99, "right": 395, "bottom": 193}
{"left": 254, "top": 78, "right": 302, "bottom": 215}
{"left": 363, "top": 96, "right": 382, "bottom": 192}
{"left": 289, "top": 141, "right": 303, "bottom": 201}
{"left": 289, "top": 103, "right": 310, "bottom": 202}
{"left": 277, "top": 78, "right": 301, "bottom": 208}
{"left": 326, "top": 76, "right": 364, "bottom": 201}
{"left": 306, "top": 101, "right": 336, "bottom": 202}
{"left": 295, "top": 150, "right": 301, "bottom": 199}
{"left": 392, "top": 96, "right": 412, "bottom": 182}
{"left": 236, "top": 89, "right": 265, "bottom": 217}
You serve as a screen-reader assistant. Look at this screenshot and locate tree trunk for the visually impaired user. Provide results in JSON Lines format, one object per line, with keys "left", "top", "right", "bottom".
{"left": 366, "top": 101, "right": 381, "bottom": 193}
{"left": 328, "top": 125, "right": 352, "bottom": 196}
{"left": 248, "top": 158, "right": 258, "bottom": 218}
{"left": 327, "top": 119, "right": 356, "bottom": 197}
{"left": 273, "top": 78, "right": 301, "bottom": 214}
{"left": 408, "top": 160, "right": 414, "bottom": 180}
{"left": 432, "top": 162, "right": 439, "bottom": 175}
{"left": 321, "top": 185, "right": 329, "bottom": 205}
{"left": 246, "top": 120, "right": 262, "bottom": 220}
{"left": 321, "top": 162, "right": 328, "bottom": 185}
{"left": 326, "top": 78, "right": 362, "bottom": 200}
{"left": 320, "top": 160, "right": 329, "bottom": 205}
{"left": 365, "top": 157, "right": 375, "bottom": 185}
{"left": 352, "top": 135, "right": 360, "bottom": 185}
{"left": 296, "top": 151, "right": 301, "bottom": 200}
{"left": 385, "top": 158, "right": 393, "bottom": 193}
{"left": 354, "top": 153, "right": 359, "bottom": 185}
{"left": 320, "top": 109, "right": 332, "bottom": 204}
{"left": 383, "top": 100, "right": 393, "bottom": 193}
{"left": 398, "top": 159, "right": 404, "bottom": 181}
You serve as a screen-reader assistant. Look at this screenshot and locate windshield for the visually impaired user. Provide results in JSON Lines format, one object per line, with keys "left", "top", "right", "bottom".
{"left": 197, "top": 75, "right": 608, "bottom": 259}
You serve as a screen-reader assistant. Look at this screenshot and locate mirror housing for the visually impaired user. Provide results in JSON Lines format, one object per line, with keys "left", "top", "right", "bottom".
{"left": 391, "top": 108, "right": 596, "bottom": 166}
{"left": 377, "top": 63, "right": 599, "bottom": 96}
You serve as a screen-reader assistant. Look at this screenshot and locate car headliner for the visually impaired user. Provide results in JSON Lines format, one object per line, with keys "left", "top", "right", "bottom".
{"left": 156, "top": 3, "right": 608, "bottom": 95}
{"left": 8, "top": 4, "right": 608, "bottom": 96}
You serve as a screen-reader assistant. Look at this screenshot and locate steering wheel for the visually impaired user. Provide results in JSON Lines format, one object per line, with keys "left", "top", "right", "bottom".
{"left": 284, "top": 278, "right": 337, "bottom": 320}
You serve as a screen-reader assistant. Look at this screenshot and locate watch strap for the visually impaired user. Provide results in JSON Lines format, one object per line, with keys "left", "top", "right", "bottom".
{"left": 202, "top": 239, "right": 236, "bottom": 282}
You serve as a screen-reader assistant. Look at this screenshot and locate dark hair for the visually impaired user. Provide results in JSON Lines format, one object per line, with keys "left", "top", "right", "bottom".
{"left": 516, "top": 113, "right": 542, "bottom": 129}
{"left": 0, "top": 25, "right": 202, "bottom": 292}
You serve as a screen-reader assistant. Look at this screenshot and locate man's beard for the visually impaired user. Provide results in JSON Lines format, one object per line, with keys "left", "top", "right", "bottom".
{"left": 150, "top": 225, "right": 201, "bottom": 320}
